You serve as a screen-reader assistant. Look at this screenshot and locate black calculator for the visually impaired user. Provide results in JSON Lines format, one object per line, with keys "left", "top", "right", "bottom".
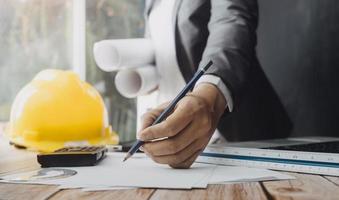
{"left": 37, "top": 146, "right": 108, "bottom": 168}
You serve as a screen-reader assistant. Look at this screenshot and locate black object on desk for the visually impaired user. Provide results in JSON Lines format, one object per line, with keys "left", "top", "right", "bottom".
{"left": 37, "top": 146, "right": 107, "bottom": 167}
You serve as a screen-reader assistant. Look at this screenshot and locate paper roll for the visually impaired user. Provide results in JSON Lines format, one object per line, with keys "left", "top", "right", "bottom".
{"left": 114, "top": 66, "right": 158, "bottom": 98}
{"left": 93, "top": 39, "right": 155, "bottom": 72}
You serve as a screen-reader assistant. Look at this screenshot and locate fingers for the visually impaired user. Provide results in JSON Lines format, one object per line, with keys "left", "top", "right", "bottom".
{"left": 137, "top": 102, "right": 170, "bottom": 138}
{"left": 144, "top": 138, "right": 205, "bottom": 165}
{"left": 170, "top": 150, "right": 203, "bottom": 169}
{"left": 141, "top": 102, "right": 169, "bottom": 129}
{"left": 143, "top": 120, "right": 203, "bottom": 156}
{"left": 140, "top": 94, "right": 217, "bottom": 169}
{"left": 139, "top": 99, "right": 194, "bottom": 141}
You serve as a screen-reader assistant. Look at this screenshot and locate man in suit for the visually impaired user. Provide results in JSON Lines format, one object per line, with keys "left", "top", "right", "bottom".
{"left": 138, "top": 0, "right": 291, "bottom": 168}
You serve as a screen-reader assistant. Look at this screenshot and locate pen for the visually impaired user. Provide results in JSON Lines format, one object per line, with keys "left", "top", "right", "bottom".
{"left": 123, "top": 60, "right": 213, "bottom": 162}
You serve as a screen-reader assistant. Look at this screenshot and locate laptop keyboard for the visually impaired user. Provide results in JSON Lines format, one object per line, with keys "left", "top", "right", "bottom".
{"left": 263, "top": 141, "right": 339, "bottom": 153}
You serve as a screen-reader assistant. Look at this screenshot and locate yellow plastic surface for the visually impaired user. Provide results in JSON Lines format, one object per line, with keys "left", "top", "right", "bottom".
{"left": 7, "top": 69, "right": 118, "bottom": 152}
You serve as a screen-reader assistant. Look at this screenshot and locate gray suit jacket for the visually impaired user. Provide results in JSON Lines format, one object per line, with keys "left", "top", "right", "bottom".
{"left": 145, "top": 0, "right": 292, "bottom": 141}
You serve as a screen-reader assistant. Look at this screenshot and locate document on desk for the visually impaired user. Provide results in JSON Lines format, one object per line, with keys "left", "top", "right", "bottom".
{"left": 0, "top": 152, "right": 294, "bottom": 189}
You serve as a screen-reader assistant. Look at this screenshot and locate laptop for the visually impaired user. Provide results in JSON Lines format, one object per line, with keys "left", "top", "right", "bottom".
{"left": 197, "top": 137, "right": 339, "bottom": 176}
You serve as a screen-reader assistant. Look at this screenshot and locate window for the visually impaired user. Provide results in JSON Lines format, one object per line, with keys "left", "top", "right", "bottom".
{"left": 0, "top": 0, "right": 72, "bottom": 120}
{"left": 86, "top": 0, "right": 145, "bottom": 142}
{"left": 0, "top": 0, "right": 144, "bottom": 143}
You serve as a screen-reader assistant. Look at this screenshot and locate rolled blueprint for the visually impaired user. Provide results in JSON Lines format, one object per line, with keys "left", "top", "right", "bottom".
{"left": 114, "top": 65, "right": 158, "bottom": 98}
{"left": 93, "top": 39, "right": 155, "bottom": 72}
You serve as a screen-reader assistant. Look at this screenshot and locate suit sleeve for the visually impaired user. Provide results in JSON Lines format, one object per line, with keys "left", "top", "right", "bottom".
{"left": 200, "top": 0, "right": 258, "bottom": 108}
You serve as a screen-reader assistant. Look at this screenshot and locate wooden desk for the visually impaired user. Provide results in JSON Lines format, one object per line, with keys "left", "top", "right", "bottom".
{"left": 1, "top": 123, "right": 339, "bottom": 200}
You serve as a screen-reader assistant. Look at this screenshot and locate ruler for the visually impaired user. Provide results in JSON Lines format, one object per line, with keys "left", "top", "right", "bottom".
{"left": 197, "top": 145, "right": 339, "bottom": 176}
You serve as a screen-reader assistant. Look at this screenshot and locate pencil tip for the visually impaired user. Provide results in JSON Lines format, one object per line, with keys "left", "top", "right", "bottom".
{"left": 122, "top": 153, "right": 131, "bottom": 162}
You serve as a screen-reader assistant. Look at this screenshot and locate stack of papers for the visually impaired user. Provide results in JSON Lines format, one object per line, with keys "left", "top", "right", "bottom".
{"left": 0, "top": 153, "right": 293, "bottom": 190}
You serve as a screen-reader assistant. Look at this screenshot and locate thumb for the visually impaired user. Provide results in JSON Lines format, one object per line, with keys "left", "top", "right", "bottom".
{"left": 137, "top": 102, "right": 170, "bottom": 138}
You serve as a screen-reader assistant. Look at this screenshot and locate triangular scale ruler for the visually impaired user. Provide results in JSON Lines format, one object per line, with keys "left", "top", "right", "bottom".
{"left": 197, "top": 145, "right": 339, "bottom": 176}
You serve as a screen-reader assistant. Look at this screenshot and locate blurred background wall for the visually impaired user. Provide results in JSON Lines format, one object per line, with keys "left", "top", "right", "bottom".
{"left": 257, "top": 0, "right": 339, "bottom": 137}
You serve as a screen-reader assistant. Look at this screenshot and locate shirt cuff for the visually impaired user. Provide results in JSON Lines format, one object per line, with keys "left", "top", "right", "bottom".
{"left": 194, "top": 74, "right": 234, "bottom": 112}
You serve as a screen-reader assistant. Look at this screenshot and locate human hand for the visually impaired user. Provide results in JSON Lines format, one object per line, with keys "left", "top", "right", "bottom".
{"left": 138, "top": 83, "right": 226, "bottom": 168}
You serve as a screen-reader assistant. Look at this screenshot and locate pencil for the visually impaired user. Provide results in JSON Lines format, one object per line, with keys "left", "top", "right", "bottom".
{"left": 123, "top": 60, "right": 213, "bottom": 162}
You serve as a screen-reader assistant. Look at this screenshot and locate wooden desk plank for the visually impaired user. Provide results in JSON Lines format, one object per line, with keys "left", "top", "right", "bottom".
{"left": 262, "top": 172, "right": 339, "bottom": 200}
{"left": 0, "top": 139, "right": 39, "bottom": 175}
{"left": 2, "top": 123, "right": 339, "bottom": 199}
{"left": 150, "top": 183, "right": 267, "bottom": 200}
{"left": 49, "top": 188, "right": 155, "bottom": 200}
{"left": 0, "top": 123, "right": 38, "bottom": 173}
{"left": 0, "top": 183, "right": 60, "bottom": 200}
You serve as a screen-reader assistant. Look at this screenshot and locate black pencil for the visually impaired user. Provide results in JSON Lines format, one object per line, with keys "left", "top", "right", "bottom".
{"left": 123, "top": 60, "right": 213, "bottom": 162}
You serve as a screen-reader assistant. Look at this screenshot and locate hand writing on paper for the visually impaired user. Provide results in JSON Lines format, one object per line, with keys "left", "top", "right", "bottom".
{"left": 138, "top": 83, "right": 227, "bottom": 169}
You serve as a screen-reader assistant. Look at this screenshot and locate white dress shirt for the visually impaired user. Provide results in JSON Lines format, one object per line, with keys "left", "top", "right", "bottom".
{"left": 148, "top": 0, "right": 187, "bottom": 104}
{"left": 137, "top": 0, "right": 233, "bottom": 133}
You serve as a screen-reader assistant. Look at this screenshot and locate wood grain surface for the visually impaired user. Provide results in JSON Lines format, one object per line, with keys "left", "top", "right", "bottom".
{"left": 0, "top": 123, "right": 338, "bottom": 200}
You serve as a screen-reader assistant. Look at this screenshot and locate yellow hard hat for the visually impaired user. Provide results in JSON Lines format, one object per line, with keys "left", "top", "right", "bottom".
{"left": 7, "top": 69, "right": 119, "bottom": 152}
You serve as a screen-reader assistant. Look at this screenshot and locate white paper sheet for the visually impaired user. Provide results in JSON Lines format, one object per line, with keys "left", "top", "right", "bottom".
{"left": 93, "top": 39, "right": 155, "bottom": 71}
{"left": 0, "top": 153, "right": 294, "bottom": 190}
{"left": 18, "top": 153, "right": 212, "bottom": 189}
{"left": 207, "top": 165, "right": 293, "bottom": 184}
{"left": 115, "top": 65, "right": 159, "bottom": 98}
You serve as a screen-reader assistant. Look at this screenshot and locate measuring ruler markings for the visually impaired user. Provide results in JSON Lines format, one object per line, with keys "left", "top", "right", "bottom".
{"left": 197, "top": 146, "right": 339, "bottom": 176}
